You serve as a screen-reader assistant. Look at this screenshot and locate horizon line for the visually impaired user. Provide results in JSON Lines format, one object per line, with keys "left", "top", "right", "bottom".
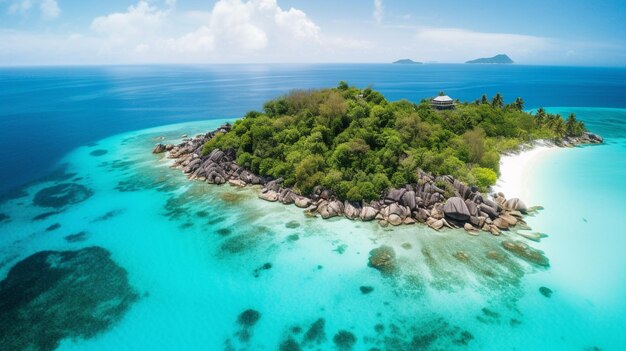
{"left": 1, "top": 62, "right": 626, "bottom": 69}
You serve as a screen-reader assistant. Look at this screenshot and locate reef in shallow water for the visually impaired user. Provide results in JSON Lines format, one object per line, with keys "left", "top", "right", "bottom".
{"left": 32, "top": 211, "right": 60, "bottom": 221}
{"left": 0, "top": 246, "right": 139, "bottom": 351}
{"left": 501, "top": 240, "right": 550, "bottom": 267}
{"left": 89, "top": 149, "right": 108, "bottom": 157}
{"left": 368, "top": 245, "right": 397, "bottom": 275}
{"left": 539, "top": 286, "right": 553, "bottom": 298}
{"left": 33, "top": 183, "right": 93, "bottom": 208}
{"left": 64, "top": 231, "right": 88, "bottom": 243}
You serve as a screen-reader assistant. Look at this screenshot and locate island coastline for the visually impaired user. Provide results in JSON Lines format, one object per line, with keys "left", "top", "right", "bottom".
{"left": 149, "top": 84, "right": 604, "bottom": 260}
{"left": 152, "top": 125, "right": 601, "bottom": 243}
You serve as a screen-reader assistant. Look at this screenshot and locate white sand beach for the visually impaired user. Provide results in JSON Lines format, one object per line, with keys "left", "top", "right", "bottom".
{"left": 491, "top": 141, "right": 559, "bottom": 202}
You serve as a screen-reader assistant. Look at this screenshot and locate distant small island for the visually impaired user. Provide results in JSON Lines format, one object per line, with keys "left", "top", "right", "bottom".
{"left": 466, "top": 54, "right": 514, "bottom": 64}
{"left": 393, "top": 59, "right": 422, "bottom": 65}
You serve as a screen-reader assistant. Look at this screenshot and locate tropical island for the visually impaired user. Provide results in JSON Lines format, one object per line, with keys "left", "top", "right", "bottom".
{"left": 153, "top": 82, "right": 602, "bottom": 238}
{"left": 393, "top": 59, "right": 423, "bottom": 64}
{"left": 466, "top": 54, "right": 514, "bottom": 64}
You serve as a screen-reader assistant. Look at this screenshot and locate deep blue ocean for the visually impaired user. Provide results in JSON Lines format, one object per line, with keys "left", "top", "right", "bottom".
{"left": 1, "top": 64, "right": 626, "bottom": 350}
{"left": 1, "top": 64, "right": 626, "bottom": 196}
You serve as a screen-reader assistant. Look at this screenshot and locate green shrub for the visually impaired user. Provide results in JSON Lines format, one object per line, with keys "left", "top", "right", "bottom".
{"left": 201, "top": 83, "right": 555, "bottom": 200}
{"left": 471, "top": 167, "right": 498, "bottom": 190}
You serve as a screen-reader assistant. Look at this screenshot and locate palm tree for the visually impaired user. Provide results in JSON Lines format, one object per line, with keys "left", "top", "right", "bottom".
{"left": 576, "top": 121, "right": 586, "bottom": 136}
{"left": 535, "top": 107, "right": 546, "bottom": 125}
{"left": 491, "top": 93, "right": 503, "bottom": 109}
{"left": 565, "top": 113, "right": 578, "bottom": 136}
{"left": 514, "top": 97, "right": 524, "bottom": 111}
{"left": 546, "top": 113, "right": 560, "bottom": 129}
{"left": 553, "top": 118, "right": 566, "bottom": 140}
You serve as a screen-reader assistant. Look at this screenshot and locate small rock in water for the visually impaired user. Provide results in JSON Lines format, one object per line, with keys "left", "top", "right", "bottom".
{"left": 64, "top": 231, "right": 88, "bottom": 243}
{"left": 501, "top": 240, "right": 550, "bottom": 267}
{"left": 401, "top": 242, "right": 412, "bottom": 250}
{"left": 216, "top": 228, "right": 232, "bottom": 236}
{"left": 368, "top": 245, "right": 396, "bottom": 274}
{"left": 253, "top": 263, "right": 273, "bottom": 277}
{"left": 196, "top": 210, "right": 209, "bottom": 218}
{"left": 32, "top": 211, "right": 60, "bottom": 221}
{"left": 359, "top": 286, "right": 374, "bottom": 294}
{"left": 279, "top": 338, "right": 301, "bottom": 351}
{"left": 481, "top": 307, "right": 500, "bottom": 319}
{"left": 93, "top": 209, "right": 124, "bottom": 222}
{"left": 333, "top": 244, "right": 347, "bottom": 254}
{"left": 235, "top": 309, "right": 261, "bottom": 342}
{"left": 285, "top": 220, "right": 300, "bottom": 229}
{"left": 333, "top": 330, "right": 357, "bottom": 350}
{"left": 89, "top": 149, "right": 108, "bottom": 157}
{"left": 0, "top": 213, "right": 9, "bottom": 223}
{"left": 303, "top": 318, "right": 326, "bottom": 345}
{"left": 454, "top": 330, "right": 474, "bottom": 346}
{"left": 539, "top": 286, "right": 553, "bottom": 298}
{"left": 453, "top": 251, "right": 470, "bottom": 262}
{"left": 228, "top": 179, "right": 246, "bottom": 187}
{"left": 46, "top": 223, "right": 61, "bottom": 231}
{"left": 516, "top": 231, "right": 547, "bottom": 242}
{"left": 237, "top": 309, "right": 261, "bottom": 327}
{"left": 287, "top": 234, "right": 300, "bottom": 241}
{"left": 486, "top": 250, "right": 503, "bottom": 261}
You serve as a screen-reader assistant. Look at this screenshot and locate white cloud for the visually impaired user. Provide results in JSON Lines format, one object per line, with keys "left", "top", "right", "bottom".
{"left": 8, "top": 0, "right": 59, "bottom": 19}
{"left": 39, "top": 0, "right": 59, "bottom": 19}
{"left": 5, "top": 0, "right": 616, "bottom": 65}
{"left": 91, "top": 1, "right": 167, "bottom": 38}
{"left": 274, "top": 7, "right": 319, "bottom": 40}
{"left": 373, "top": 0, "right": 383, "bottom": 24}
{"left": 8, "top": 0, "right": 33, "bottom": 14}
{"left": 167, "top": 25, "right": 215, "bottom": 53}
{"left": 84, "top": 0, "right": 327, "bottom": 62}
{"left": 206, "top": 0, "right": 321, "bottom": 54}
{"left": 165, "top": 0, "right": 176, "bottom": 9}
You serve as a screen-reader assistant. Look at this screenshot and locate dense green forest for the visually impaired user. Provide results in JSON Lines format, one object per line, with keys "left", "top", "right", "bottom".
{"left": 203, "top": 82, "right": 584, "bottom": 201}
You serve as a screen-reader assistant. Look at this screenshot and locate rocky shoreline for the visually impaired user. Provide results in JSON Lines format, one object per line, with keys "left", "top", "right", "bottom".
{"left": 152, "top": 123, "right": 602, "bottom": 237}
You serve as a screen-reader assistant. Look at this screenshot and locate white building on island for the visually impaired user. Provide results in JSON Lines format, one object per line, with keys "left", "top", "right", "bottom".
{"left": 431, "top": 95, "right": 455, "bottom": 110}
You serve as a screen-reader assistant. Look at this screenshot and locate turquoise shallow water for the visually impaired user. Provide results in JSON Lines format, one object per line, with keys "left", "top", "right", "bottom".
{"left": 0, "top": 108, "right": 625, "bottom": 350}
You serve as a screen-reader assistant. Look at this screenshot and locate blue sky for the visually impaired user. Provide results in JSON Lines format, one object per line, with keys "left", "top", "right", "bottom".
{"left": 0, "top": 0, "right": 625, "bottom": 65}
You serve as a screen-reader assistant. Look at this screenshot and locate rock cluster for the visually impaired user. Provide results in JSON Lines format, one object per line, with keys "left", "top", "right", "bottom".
{"left": 292, "top": 175, "right": 531, "bottom": 236}
{"left": 155, "top": 123, "right": 264, "bottom": 186}
{"left": 154, "top": 123, "right": 574, "bottom": 237}
{"left": 560, "top": 131, "right": 603, "bottom": 147}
